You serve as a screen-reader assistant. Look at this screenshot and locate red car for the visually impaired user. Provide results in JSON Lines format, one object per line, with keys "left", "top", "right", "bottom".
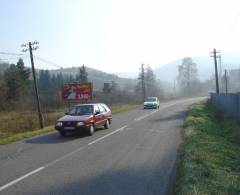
{"left": 55, "top": 103, "right": 112, "bottom": 136}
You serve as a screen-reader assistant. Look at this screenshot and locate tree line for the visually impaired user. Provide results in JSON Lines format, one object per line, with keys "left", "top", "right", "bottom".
{"left": 0, "top": 57, "right": 211, "bottom": 111}
{"left": 0, "top": 60, "right": 92, "bottom": 110}
{"left": 0, "top": 59, "right": 163, "bottom": 111}
{"left": 177, "top": 57, "right": 215, "bottom": 97}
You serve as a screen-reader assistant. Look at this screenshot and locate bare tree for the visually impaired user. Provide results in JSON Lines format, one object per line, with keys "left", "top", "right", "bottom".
{"left": 177, "top": 57, "right": 199, "bottom": 96}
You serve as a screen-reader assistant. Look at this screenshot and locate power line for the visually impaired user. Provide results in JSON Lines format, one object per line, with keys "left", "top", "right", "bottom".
{"left": 0, "top": 52, "right": 25, "bottom": 56}
{"left": 231, "top": 13, "right": 240, "bottom": 29}
{"left": 0, "top": 55, "right": 28, "bottom": 61}
{"left": 0, "top": 51, "right": 65, "bottom": 70}
{"left": 33, "top": 55, "right": 63, "bottom": 69}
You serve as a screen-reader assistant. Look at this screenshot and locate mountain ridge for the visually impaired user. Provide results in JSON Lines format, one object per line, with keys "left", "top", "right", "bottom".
{"left": 0, "top": 62, "right": 137, "bottom": 91}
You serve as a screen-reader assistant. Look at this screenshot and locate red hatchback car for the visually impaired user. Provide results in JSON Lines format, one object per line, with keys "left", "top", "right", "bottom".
{"left": 55, "top": 103, "right": 112, "bottom": 136}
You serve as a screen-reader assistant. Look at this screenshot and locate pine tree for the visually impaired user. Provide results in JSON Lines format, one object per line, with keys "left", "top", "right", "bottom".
{"left": 38, "top": 70, "right": 51, "bottom": 93}
{"left": 76, "top": 65, "right": 88, "bottom": 83}
{"left": 111, "top": 80, "right": 119, "bottom": 92}
{"left": 56, "top": 73, "right": 64, "bottom": 87}
{"left": 145, "top": 66, "right": 158, "bottom": 96}
{"left": 4, "top": 64, "right": 22, "bottom": 100}
{"left": 16, "top": 58, "right": 31, "bottom": 93}
{"left": 0, "top": 73, "right": 8, "bottom": 109}
{"left": 135, "top": 65, "right": 145, "bottom": 101}
{"left": 135, "top": 65, "right": 160, "bottom": 100}
{"left": 51, "top": 74, "right": 57, "bottom": 90}
{"left": 177, "top": 57, "right": 199, "bottom": 96}
{"left": 65, "top": 74, "right": 75, "bottom": 83}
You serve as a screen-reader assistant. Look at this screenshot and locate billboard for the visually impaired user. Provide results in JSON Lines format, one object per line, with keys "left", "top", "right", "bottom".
{"left": 61, "top": 83, "right": 93, "bottom": 102}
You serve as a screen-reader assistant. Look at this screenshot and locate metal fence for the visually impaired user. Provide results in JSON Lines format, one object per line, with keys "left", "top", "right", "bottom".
{"left": 211, "top": 93, "right": 240, "bottom": 120}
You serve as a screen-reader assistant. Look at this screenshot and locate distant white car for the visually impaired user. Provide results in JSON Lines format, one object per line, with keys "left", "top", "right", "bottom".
{"left": 144, "top": 97, "right": 160, "bottom": 109}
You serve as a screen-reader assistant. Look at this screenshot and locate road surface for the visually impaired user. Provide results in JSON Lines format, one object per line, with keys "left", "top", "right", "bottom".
{"left": 0, "top": 97, "right": 204, "bottom": 195}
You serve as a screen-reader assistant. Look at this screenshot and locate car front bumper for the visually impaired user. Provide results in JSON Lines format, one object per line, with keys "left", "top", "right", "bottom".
{"left": 144, "top": 104, "right": 158, "bottom": 109}
{"left": 55, "top": 125, "right": 89, "bottom": 132}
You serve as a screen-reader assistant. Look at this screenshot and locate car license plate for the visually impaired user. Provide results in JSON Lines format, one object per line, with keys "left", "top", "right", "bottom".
{"left": 64, "top": 127, "right": 75, "bottom": 130}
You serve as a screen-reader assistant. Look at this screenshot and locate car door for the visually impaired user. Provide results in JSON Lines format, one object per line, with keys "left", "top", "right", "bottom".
{"left": 98, "top": 105, "right": 107, "bottom": 126}
{"left": 94, "top": 105, "right": 102, "bottom": 127}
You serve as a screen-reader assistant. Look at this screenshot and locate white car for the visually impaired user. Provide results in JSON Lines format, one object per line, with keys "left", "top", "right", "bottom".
{"left": 144, "top": 97, "right": 160, "bottom": 109}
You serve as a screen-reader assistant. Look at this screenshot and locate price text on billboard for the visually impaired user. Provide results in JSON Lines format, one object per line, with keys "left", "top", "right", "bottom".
{"left": 61, "top": 83, "right": 93, "bottom": 102}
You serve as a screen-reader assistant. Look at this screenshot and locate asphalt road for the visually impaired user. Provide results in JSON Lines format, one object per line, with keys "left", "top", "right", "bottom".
{"left": 0, "top": 97, "right": 204, "bottom": 195}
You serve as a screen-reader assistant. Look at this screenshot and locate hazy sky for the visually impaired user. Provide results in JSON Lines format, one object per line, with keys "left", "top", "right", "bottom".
{"left": 1, "top": 0, "right": 240, "bottom": 73}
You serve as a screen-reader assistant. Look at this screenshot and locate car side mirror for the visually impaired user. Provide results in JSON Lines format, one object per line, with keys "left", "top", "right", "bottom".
{"left": 95, "top": 111, "right": 100, "bottom": 115}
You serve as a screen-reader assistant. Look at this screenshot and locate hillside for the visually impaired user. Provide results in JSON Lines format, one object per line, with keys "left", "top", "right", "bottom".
{"left": 0, "top": 62, "right": 137, "bottom": 91}
{"left": 154, "top": 53, "right": 240, "bottom": 82}
{"left": 49, "top": 66, "right": 137, "bottom": 91}
{"left": 0, "top": 61, "right": 10, "bottom": 74}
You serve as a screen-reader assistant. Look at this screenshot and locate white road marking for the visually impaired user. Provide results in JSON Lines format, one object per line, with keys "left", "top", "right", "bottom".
{"left": 0, "top": 98, "right": 201, "bottom": 192}
{"left": 134, "top": 110, "right": 159, "bottom": 121}
{"left": 134, "top": 100, "right": 188, "bottom": 121}
{"left": 88, "top": 125, "right": 128, "bottom": 145}
{"left": 44, "top": 146, "right": 85, "bottom": 168}
{"left": 147, "top": 129, "right": 174, "bottom": 133}
{"left": 0, "top": 125, "right": 128, "bottom": 192}
{"left": 0, "top": 167, "right": 45, "bottom": 192}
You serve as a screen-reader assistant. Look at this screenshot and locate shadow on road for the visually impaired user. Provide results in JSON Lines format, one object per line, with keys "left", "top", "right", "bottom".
{"left": 36, "top": 156, "right": 177, "bottom": 195}
{"left": 25, "top": 132, "right": 87, "bottom": 144}
{"left": 25, "top": 127, "right": 107, "bottom": 144}
{"left": 151, "top": 111, "right": 186, "bottom": 122}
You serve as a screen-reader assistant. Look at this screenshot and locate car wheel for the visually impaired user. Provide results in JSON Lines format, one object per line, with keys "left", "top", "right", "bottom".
{"left": 104, "top": 120, "right": 110, "bottom": 129}
{"left": 59, "top": 130, "right": 66, "bottom": 137}
{"left": 88, "top": 125, "right": 95, "bottom": 136}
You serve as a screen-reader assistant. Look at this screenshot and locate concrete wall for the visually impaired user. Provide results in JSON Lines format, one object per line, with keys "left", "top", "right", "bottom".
{"left": 211, "top": 93, "right": 240, "bottom": 119}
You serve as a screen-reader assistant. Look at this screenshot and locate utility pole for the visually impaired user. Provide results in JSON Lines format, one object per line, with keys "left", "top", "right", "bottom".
{"left": 140, "top": 64, "right": 146, "bottom": 101}
{"left": 210, "top": 48, "right": 220, "bottom": 94}
{"left": 224, "top": 69, "right": 228, "bottom": 94}
{"left": 217, "top": 55, "right": 222, "bottom": 92}
{"left": 173, "top": 79, "right": 177, "bottom": 98}
{"left": 21, "top": 41, "right": 44, "bottom": 129}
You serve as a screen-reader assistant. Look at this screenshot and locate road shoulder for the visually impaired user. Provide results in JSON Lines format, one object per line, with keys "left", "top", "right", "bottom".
{"left": 175, "top": 101, "right": 240, "bottom": 194}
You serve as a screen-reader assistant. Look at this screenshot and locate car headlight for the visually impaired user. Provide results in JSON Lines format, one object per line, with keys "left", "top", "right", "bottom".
{"left": 76, "top": 122, "right": 84, "bottom": 126}
{"left": 56, "top": 122, "right": 63, "bottom": 127}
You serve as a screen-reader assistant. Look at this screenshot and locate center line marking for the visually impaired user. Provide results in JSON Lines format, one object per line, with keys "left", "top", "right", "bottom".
{"left": 135, "top": 110, "right": 158, "bottom": 121}
{"left": 0, "top": 167, "right": 45, "bottom": 192}
{"left": 88, "top": 125, "right": 128, "bottom": 145}
{"left": 134, "top": 101, "right": 184, "bottom": 121}
{"left": 0, "top": 125, "right": 128, "bottom": 192}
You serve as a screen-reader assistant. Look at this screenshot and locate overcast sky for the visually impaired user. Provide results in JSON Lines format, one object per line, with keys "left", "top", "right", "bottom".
{"left": 1, "top": 0, "right": 240, "bottom": 73}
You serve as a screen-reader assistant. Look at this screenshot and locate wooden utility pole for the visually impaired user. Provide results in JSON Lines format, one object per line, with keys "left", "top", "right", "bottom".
{"left": 141, "top": 64, "right": 146, "bottom": 101}
{"left": 173, "top": 79, "right": 177, "bottom": 98}
{"left": 217, "top": 55, "right": 222, "bottom": 92}
{"left": 224, "top": 69, "right": 228, "bottom": 94}
{"left": 21, "top": 41, "right": 44, "bottom": 129}
{"left": 210, "top": 48, "right": 220, "bottom": 94}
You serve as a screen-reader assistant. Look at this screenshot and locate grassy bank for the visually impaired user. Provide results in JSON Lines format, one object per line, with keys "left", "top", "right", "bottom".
{"left": 175, "top": 101, "right": 240, "bottom": 195}
{"left": 0, "top": 104, "right": 140, "bottom": 145}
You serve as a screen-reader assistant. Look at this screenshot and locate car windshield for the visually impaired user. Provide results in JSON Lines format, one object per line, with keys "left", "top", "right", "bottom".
{"left": 68, "top": 105, "right": 93, "bottom": 116}
{"left": 145, "top": 97, "right": 157, "bottom": 102}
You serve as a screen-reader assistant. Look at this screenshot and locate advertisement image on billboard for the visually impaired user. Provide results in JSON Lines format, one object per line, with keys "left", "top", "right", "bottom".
{"left": 61, "top": 83, "right": 93, "bottom": 102}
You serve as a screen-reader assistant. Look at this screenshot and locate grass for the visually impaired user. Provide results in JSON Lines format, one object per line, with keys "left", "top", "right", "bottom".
{"left": 0, "top": 104, "right": 140, "bottom": 145}
{"left": 109, "top": 104, "right": 141, "bottom": 114}
{"left": 0, "top": 126, "right": 54, "bottom": 145}
{"left": 175, "top": 101, "right": 240, "bottom": 195}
